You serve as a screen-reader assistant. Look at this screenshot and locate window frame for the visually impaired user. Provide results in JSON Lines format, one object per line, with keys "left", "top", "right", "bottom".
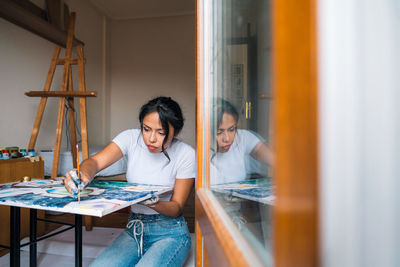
{"left": 195, "top": 0, "right": 319, "bottom": 266}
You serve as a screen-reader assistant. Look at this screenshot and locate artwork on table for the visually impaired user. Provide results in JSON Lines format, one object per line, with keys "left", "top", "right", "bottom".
{"left": 43, "top": 187, "right": 105, "bottom": 198}
{"left": 0, "top": 188, "right": 34, "bottom": 198}
{"left": 73, "top": 200, "right": 120, "bottom": 211}
{"left": 0, "top": 179, "right": 172, "bottom": 217}
{"left": 123, "top": 185, "right": 172, "bottom": 192}
{"left": 13, "top": 179, "right": 63, "bottom": 188}
{"left": 211, "top": 178, "right": 275, "bottom": 205}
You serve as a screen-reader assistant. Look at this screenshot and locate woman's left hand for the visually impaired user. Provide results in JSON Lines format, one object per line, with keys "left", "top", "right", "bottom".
{"left": 140, "top": 195, "right": 159, "bottom": 208}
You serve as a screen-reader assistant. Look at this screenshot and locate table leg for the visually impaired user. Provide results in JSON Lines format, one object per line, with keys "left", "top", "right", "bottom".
{"left": 75, "top": 214, "right": 82, "bottom": 267}
{"left": 10, "top": 206, "right": 20, "bottom": 267}
{"left": 30, "top": 209, "right": 37, "bottom": 267}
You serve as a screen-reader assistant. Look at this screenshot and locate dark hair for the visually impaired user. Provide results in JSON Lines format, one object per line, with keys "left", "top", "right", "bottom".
{"left": 139, "top": 96, "right": 184, "bottom": 160}
{"left": 216, "top": 98, "right": 239, "bottom": 127}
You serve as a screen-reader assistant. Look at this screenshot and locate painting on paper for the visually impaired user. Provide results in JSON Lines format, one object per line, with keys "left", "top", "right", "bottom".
{"left": 0, "top": 179, "right": 172, "bottom": 217}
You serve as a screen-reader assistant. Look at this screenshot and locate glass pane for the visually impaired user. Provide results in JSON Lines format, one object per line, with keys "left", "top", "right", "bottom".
{"left": 205, "top": 0, "right": 274, "bottom": 264}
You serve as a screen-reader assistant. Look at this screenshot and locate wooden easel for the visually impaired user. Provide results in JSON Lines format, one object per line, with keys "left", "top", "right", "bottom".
{"left": 25, "top": 12, "right": 96, "bottom": 230}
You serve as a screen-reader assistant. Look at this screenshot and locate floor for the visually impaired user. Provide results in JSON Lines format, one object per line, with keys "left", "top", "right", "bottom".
{"left": 0, "top": 226, "right": 195, "bottom": 267}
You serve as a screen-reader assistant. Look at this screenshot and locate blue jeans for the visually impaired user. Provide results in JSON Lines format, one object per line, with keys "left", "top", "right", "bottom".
{"left": 90, "top": 212, "right": 191, "bottom": 267}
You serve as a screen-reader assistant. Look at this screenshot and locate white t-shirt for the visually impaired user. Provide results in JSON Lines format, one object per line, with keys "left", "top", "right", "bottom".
{"left": 112, "top": 129, "right": 196, "bottom": 214}
{"left": 210, "top": 129, "right": 261, "bottom": 184}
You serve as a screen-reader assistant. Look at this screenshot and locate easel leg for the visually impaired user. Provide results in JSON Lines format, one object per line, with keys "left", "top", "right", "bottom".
{"left": 67, "top": 69, "right": 78, "bottom": 168}
{"left": 28, "top": 47, "right": 61, "bottom": 150}
{"left": 52, "top": 13, "right": 75, "bottom": 178}
{"left": 77, "top": 44, "right": 93, "bottom": 231}
{"left": 52, "top": 95, "right": 67, "bottom": 178}
{"left": 77, "top": 45, "right": 89, "bottom": 161}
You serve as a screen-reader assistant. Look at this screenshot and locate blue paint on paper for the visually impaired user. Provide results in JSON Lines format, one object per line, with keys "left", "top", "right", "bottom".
{"left": 88, "top": 180, "right": 133, "bottom": 188}
{"left": 0, "top": 193, "right": 78, "bottom": 208}
{"left": 0, "top": 188, "right": 154, "bottom": 208}
{"left": 0, "top": 179, "right": 161, "bottom": 210}
{"left": 101, "top": 188, "right": 152, "bottom": 201}
{"left": 89, "top": 180, "right": 156, "bottom": 189}
{"left": 0, "top": 183, "right": 14, "bottom": 190}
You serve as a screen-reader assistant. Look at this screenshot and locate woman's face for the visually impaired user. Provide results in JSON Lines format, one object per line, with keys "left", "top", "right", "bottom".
{"left": 216, "top": 113, "right": 237, "bottom": 153}
{"left": 142, "top": 111, "right": 175, "bottom": 153}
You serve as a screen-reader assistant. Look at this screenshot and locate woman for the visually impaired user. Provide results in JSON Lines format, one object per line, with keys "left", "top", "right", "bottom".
{"left": 211, "top": 99, "right": 274, "bottom": 184}
{"left": 65, "top": 96, "right": 195, "bottom": 267}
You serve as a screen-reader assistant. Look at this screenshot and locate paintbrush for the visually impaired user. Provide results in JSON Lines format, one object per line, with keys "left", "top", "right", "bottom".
{"left": 76, "top": 144, "right": 80, "bottom": 203}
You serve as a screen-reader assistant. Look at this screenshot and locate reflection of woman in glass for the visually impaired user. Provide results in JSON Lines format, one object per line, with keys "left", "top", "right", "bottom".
{"left": 211, "top": 99, "right": 274, "bottom": 184}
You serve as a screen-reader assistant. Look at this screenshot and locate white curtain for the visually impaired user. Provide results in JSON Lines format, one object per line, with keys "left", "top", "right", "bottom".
{"left": 318, "top": 0, "right": 400, "bottom": 266}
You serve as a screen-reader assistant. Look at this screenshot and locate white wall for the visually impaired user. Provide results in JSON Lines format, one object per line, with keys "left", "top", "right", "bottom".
{"left": 0, "top": 2, "right": 196, "bottom": 153}
{"left": 0, "top": 0, "right": 107, "bottom": 151}
{"left": 109, "top": 15, "right": 196, "bottom": 147}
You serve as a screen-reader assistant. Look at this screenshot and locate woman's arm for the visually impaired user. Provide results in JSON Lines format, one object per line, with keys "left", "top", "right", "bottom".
{"left": 64, "top": 142, "right": 123, "bottom": 193}
{"left": 250, "top": 142, "right": 274, "bottom": 166}
{"left": 149, "top": 178, "right": 194, "bottom": 218}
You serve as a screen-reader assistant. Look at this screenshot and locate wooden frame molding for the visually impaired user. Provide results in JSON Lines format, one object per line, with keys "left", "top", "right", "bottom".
{"left": 272, "top": 0, "right": 319, "bottom": 266}
{"left": 196, "top": 189, "right": 265, "bottom": 267}
{"left": 195, "top": 0, "right": 205, "bottom": 265}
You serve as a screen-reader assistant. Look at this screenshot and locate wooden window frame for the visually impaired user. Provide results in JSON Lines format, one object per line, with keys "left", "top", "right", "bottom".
{"left": 195, "top": 0, "right": 319, "bottom": 266}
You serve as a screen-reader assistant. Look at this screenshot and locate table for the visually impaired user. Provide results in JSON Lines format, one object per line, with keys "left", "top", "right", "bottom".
{"left": 0, "top": 179, "right": 171, "bottom": 267}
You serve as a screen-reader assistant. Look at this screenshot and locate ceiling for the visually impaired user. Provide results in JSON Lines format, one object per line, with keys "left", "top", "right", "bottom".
{"left": 88, "top": 0, "right": 195, "bottom": 20}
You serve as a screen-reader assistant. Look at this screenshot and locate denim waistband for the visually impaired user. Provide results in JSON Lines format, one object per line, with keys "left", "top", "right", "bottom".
{"left": 129, "top": 212, "right": 182, "bottom": 222}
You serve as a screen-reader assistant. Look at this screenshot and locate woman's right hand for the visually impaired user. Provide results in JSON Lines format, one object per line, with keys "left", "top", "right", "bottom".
{"left": 64, "top": 169, "right": 90, "bottom": 194}
{"left": 63, "top": 142, "right": 124, "bottom": 194}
